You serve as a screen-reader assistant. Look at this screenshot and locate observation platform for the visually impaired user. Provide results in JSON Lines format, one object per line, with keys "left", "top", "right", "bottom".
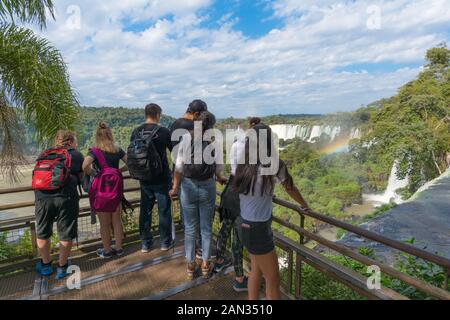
{"left": 1, "top": 177, "right": 450, "bottom": 300}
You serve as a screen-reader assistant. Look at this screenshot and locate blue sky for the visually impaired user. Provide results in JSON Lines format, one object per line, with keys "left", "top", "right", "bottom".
{"left": 37, "top": 0, "right": 450, "bottom": 118}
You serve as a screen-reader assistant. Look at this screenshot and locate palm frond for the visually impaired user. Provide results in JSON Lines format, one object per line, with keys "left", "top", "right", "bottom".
{"left": 0, "top": 0, "right": 54, "bottom": 28}
{"left": 0, "top": 91, "right": 25, "bottom": 182}
{"left": 0, "top": 24, "right": 79, "bottom": 180}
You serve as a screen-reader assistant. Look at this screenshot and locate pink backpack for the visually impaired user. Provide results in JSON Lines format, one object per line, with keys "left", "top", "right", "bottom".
{"left": 88, "top": 148, "right": 124, "bottom": 213}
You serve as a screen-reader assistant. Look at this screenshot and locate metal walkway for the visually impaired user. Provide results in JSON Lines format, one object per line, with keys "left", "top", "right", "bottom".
{"left": 0, "top": 240, "right": 247, "bottom": 300}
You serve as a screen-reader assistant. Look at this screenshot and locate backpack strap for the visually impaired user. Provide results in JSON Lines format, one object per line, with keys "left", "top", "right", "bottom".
{"left": 90, "top": 147, "right": 109, "bottom": 169}
{"left": 141, "top": 125, "right": 160, "bottom": 141}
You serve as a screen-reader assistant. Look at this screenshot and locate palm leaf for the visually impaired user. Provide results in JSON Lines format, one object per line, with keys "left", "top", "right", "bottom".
{"left": 0, "top": 0, "right": 54, "bottom": 28}
{"left": 0, "top": 24, "right": 80, "bottom": 179}
{"left": 0, "top": 91, "right": 25, "bottom": 182}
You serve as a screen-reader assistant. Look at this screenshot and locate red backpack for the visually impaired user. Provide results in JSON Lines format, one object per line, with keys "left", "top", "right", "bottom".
{"left": 32, "top": 148, "right": 72, "bottom": 191}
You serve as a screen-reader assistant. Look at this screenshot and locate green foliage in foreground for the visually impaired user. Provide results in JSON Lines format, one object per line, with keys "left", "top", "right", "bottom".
{"left": 279, "top": 245, "right": 448, "bottom": 300}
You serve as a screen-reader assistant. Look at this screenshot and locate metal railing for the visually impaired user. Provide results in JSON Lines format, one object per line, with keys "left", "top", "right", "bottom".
{"left": 0, "top": 182, "right": 449, "bottom": 300}
{"left": 270, "top": 197, "right": 450, "bottom": 300}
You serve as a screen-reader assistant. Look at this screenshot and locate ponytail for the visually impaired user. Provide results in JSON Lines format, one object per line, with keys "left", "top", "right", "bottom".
{"left": 55, "top": 130, "right": 76, "bottom": 148}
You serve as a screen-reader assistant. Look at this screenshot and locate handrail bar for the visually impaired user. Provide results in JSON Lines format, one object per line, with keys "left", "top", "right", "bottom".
{"left": 274, "top": 231, "right": 409, "bottom": 300}
{"left": 272, "top": 215, "right": 450, "bottom": 300}
{"left": 0, "top": 184, "right": 139, "bottom": 211}
{"left": 0, "top": 198, "right": 141, "bottom": 228}
{"left": 273, "top": 197, "right": 450, "bottom": 271}
{"left": 0, "top": 175, "right": 133, "bottom": 195}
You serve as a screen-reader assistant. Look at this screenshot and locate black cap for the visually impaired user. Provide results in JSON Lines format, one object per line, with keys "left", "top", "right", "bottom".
{"left": 187, "top": 100, "right": 208, "bottom": 113}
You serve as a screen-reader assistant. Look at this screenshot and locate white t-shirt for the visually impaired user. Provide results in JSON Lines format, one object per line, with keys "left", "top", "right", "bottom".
{"left": 230, "top": 139, "right": 246, "bottom": 176}
{"left": 239, "top": 161, "right": 289, "bottom": 222}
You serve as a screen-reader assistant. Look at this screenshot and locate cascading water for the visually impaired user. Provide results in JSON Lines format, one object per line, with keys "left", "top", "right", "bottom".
{"left": 366, "top": 161, "right": 409, "bottom": 205}
{"left": 270, "top": 124, "right": 355, "bottom": 144}
{"left": 350, "top": 128, "right": 361, "bottom": 140}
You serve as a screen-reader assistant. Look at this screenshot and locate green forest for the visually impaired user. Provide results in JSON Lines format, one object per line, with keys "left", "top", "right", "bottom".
{"left": 272, "top": 45, "right": 450, "bottom": 233}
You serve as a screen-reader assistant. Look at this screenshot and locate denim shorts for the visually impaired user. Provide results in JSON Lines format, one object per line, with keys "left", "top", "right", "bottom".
{"left": 240, "top": 218, "right": 274, "bottom": 255}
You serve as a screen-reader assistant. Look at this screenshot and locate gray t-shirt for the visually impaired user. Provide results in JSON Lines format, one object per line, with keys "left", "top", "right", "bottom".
{"left": 239, "top": 161, "right": 289, "bottom": 222}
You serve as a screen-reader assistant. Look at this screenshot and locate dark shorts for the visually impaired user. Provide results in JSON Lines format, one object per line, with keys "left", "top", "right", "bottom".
{"left": 35, "top": 197, "right": 79, "bottom": 241}
{"left": 240, "top": 218, "right": 274, "bottom": 255}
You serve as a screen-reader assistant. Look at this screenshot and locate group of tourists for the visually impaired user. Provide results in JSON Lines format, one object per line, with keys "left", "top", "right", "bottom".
{"left": 31, "top": 100, "right": 309, "bottom": 300}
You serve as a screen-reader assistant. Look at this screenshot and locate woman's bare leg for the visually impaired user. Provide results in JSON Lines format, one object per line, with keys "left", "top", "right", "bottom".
{"left": 111, "top": 207, "right": 124, "bottom": 250}
{"left": 97, "top": 212, "right": 112, "bottom": 252}
{"left": 254, "top": 250, "right": 281, "bottom": 300}
{"left": 248, "top": 254, "right": 263, "bottom": 300}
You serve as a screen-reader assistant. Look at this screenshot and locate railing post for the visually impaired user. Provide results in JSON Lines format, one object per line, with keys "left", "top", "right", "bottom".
{"left": 287, "top": 249, "right": 293, "bottom": 294}
{"left": 300, "top": 215, "right": 305, "bottom": 245}
{"left": 444, "top": 270, "right": 449, "bottom": 291}
{"left": 29, "top": 222, "right": 38, "bottom": 258}
{"left": 294, "top": 214, "right": 305, "bottom": 299}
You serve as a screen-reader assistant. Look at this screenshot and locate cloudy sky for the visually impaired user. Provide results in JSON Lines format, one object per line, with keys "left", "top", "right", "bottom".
{"left": 35, "top": 0, "right": 450, "bottom": 118}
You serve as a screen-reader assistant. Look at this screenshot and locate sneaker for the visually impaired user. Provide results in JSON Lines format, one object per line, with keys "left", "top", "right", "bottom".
{"left": 113, "top": 248, "right": 125, "bottom": 256}
{"left": 96, "top": 248, "right": 113, "bottom": 259}
{"left": 141, "top": 242, "right": 153, "bottom": 253}
{"left": 187, "top": 262, "right": 198, "bottom": 280}
{"left": 160, "top": 241, "right": 175, "bottom": 252}
{"left": 214, "top": 257, "right": 232, "bottom": 273}
{"left": 233, "top": 276, "right": 249, "bottom": 292}
{"left": 201, "top": 262, "right": 212, "bottom": 279}
{"left": 35, "top": 260, "right": 54, "bottom": 276}
{"left": 56, "top": 261, "right": 72, "bottom": 280}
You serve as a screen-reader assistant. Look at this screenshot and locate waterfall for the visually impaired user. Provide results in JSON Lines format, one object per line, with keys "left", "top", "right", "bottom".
{"left": 350, "top": 128, "right": 361, "bottom": 139}
{"left": 270, "top": 124, "right": 311, "bottom": 141}
{"left": 270, "top": 124, "right": 360, "bottom": 144}
{"left": 366, "top": 161, "right": 409, "bottom": 204}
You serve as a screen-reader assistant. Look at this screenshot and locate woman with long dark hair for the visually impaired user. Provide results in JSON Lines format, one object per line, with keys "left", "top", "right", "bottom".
{"left": 170, "top": 111, "right": 227, "bottom": 279}
{"left": 234, "top": 123, "right": 309, "bottom": 300}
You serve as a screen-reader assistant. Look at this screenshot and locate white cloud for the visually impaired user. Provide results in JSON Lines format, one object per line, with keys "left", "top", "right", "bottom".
{"left": 34, "top": 0, "right": 450, "bottom": 117}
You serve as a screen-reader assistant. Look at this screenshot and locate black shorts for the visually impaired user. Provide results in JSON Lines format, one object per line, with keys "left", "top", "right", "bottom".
{"left": 35, "top": 197, "right": 79, "bottom": 241}
{"left": 240, "top": 218, "right": 274, "bottom": 255}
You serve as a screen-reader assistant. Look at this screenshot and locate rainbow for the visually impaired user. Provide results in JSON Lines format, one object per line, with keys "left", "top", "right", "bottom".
{"left": 319, "top": 137, "right": 352, "bottom": 155}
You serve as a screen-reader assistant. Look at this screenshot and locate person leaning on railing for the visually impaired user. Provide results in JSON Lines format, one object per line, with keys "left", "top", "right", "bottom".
{"left": 214, "top": 117, "right": 262, "bottom": 292}
{"left": 170, "top": 110, "right": 227, "bottom": 280}
{"left": 233, "top": 123, "right": 310, "bottom": 300}
{"left": 82, "top": 122, "right": 128, "bottom": 259}
{"left": 34, "top": 131, "right": 84, "bottom": 280}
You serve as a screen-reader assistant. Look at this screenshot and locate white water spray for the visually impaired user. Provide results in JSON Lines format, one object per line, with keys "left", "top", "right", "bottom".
{"left": 366, "top": 161, "right": 409, "bottom": 205}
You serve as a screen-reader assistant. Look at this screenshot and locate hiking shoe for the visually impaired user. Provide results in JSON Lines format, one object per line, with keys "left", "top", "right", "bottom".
{"left": 201, "top": 262, "right": 212, "bottom": 279}
{"left": 161, "top": 240, "right": 175, "bottom": 252}
{"left": 113, "top": 248, "right": 125, "bottom": 256}
{"left": 35, "top": 260, "right": 54, "bottom": 276}
{"left": 56, "top": 261, "right": 72, "bottom": 280}
{"left": 187, "top": 262, "right": 198, "bottom": 280}
{"left": 141, "top": 242, "right": 153, "bottom": 253}
{"left": 214, "top": 257, "right": 232, "bottom": 273}
{"left": 96, "top": 248, "right": 113, "bottom": 259}
{"left": 233, "top": 277, "right": 249, "bottom": 292}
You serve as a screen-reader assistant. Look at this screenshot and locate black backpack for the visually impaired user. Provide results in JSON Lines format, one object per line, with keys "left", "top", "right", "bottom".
{"left": 127, "top": 127, "right": 163, "bottom": 181}
{"left": 183, "top": 135, "right": 216, "bottom": 181}
{"left": 218, "top": 176, "right": 240, "bottom": 221}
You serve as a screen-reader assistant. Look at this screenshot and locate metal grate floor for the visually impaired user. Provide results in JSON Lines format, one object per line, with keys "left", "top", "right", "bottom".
{"left": 1, "top": 239, "right": 248, "bottom": 300}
